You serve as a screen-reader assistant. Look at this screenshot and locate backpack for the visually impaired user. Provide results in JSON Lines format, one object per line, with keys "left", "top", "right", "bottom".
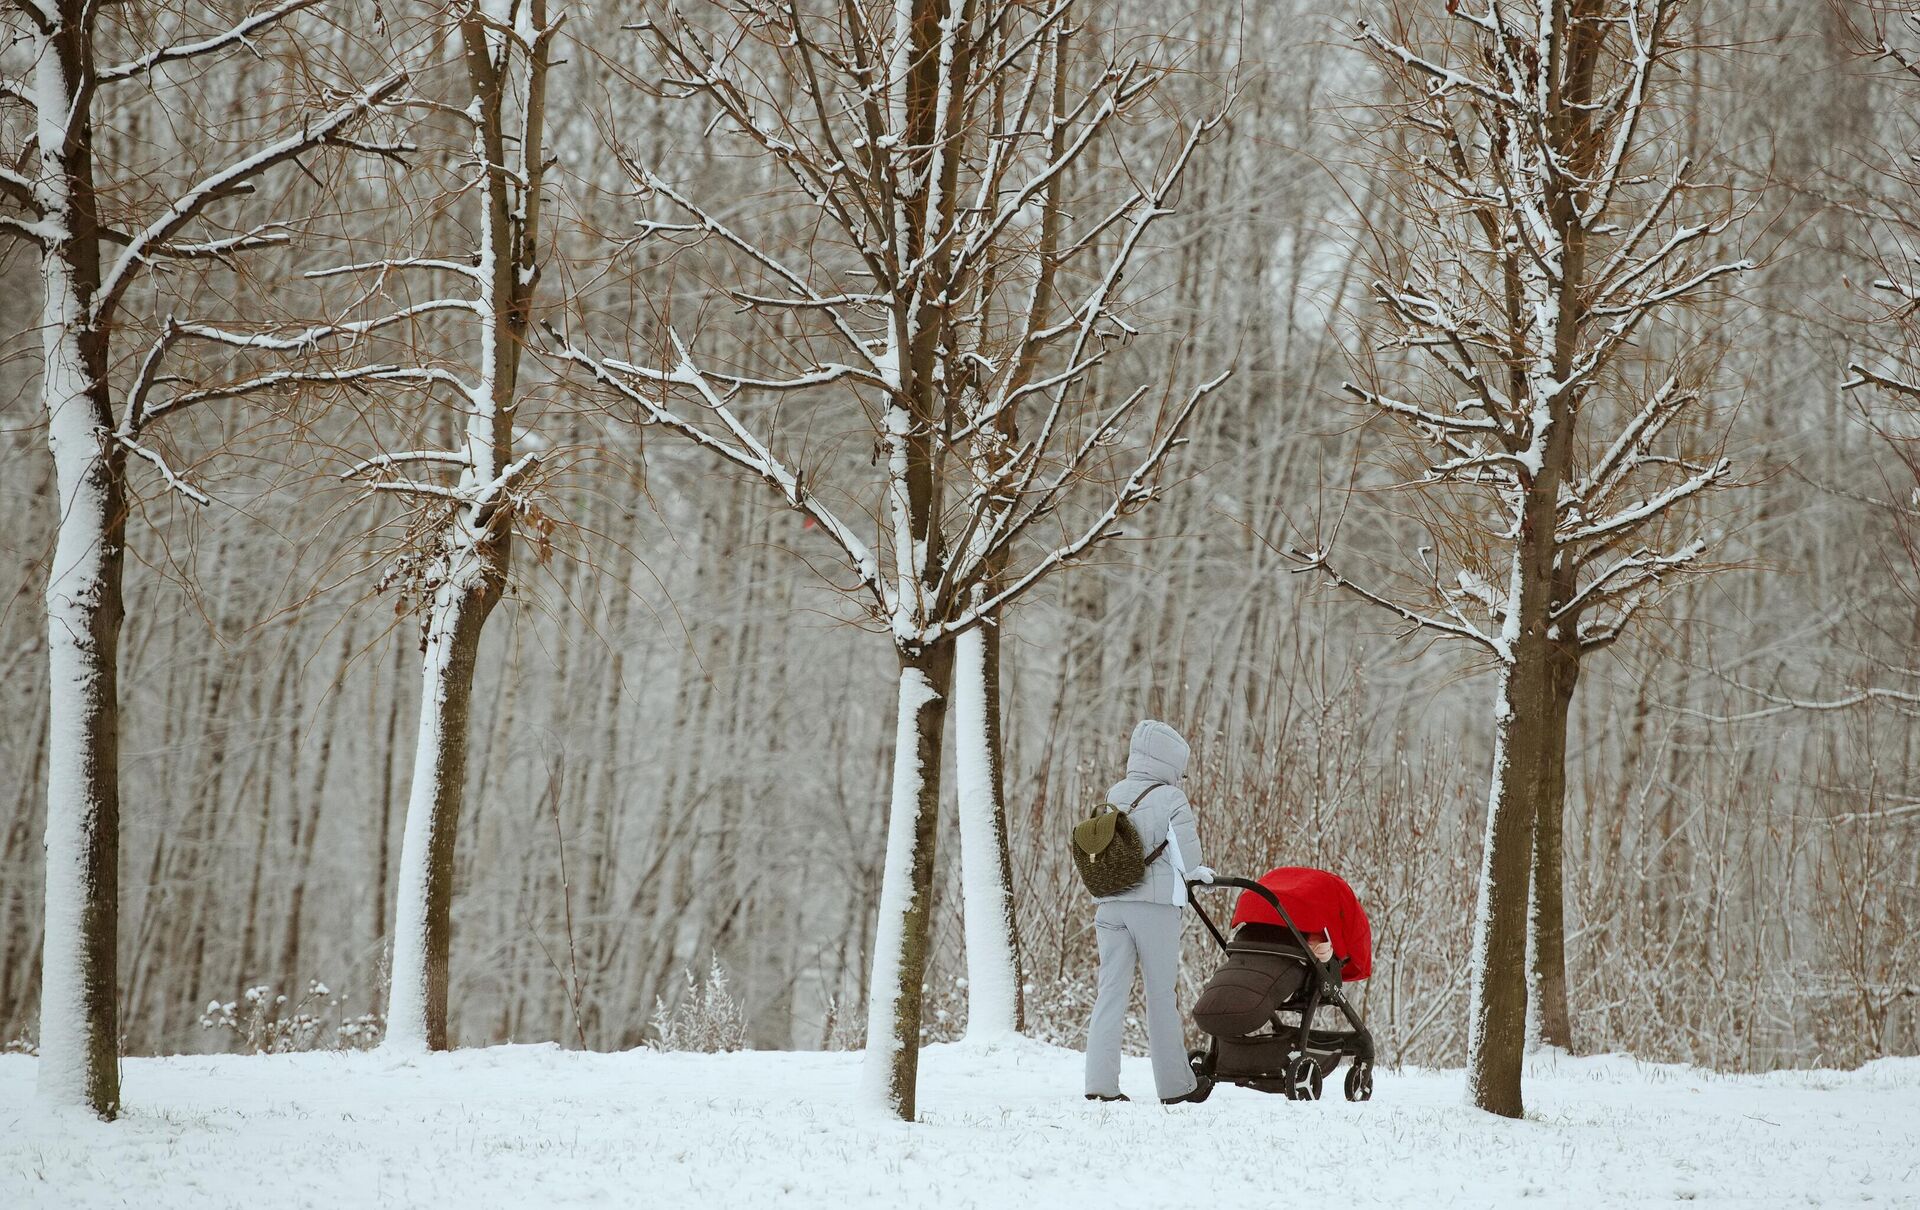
{"left": 1071, "top": 783, "right": 1169, "bottom": 898}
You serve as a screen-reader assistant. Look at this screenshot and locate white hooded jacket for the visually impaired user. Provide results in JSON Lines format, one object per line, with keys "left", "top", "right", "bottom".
{"left": 1097, "top": 720, "right": 1204, "bottom": 907}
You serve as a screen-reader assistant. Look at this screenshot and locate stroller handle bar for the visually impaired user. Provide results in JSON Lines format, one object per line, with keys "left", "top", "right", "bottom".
{"left": 1185, "top": 876, "right": 1344, "bottom": 990}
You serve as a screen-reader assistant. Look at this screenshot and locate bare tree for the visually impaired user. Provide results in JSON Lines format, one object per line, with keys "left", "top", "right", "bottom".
{"left": 1287, "top": 0, "right": 1750, "bottom": 1116}
{"left": 363, "top": 0, "right": 558, "bottom": 1056}
{"left": 0, "top": 0, "right": 400, "bottom": 1116}
{"left": 551, "top": 0, "right": 1225, "bottom": 1118}
{"left": 177, "top": 0, "right": 561, "bottom": 1052}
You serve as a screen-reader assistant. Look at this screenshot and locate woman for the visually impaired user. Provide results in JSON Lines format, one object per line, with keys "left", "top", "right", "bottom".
{"left": 1083, "top": 719, "right": 1214, "bottom": 1104}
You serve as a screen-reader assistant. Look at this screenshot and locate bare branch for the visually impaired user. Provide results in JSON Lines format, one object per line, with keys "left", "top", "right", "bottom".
{"left": 544, "top": 326, "right": 893, "bottom": 616}
{"left": 1843, "top": 361, "right": 1920, "bottom": 402}
{"left": 1346, "top": 381, "right": 1504, "bottom": 435}
{"left": 95, "top": 0, "right": 324, "bottom": 85}
{"left": 1282, "top": 543, "right": 1511, "bottom": 661}
{"left": 1355, "top": 18, "right": 1522, "bottom": 108}
{"left": 1560, "top": 458, "right": 1731, "bottom": 546}
{"left": 342, "top": 451, "right": 475, "bottom": 479}
{"left": 937, "top": 371, "right": 1231, "bottom": 636}
{"left": 1670, "top": 685, "right": 1920, "bottom": 726}
{"left": 1554, "top": 539, "right": 1706, "bottom": 621}
{"left": 113, "top": 432, "right": 211, "bottom": 506}
{"left": 94, "top": 71, "right": 407, "bottom": 324}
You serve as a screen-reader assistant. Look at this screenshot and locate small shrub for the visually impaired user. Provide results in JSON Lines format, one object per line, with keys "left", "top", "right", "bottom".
{"left": 819, "top": 995, "right": 865, "bottom": 1051}
{"left": 3, "top": 1033, "right": 36, "bottom": 1056}
{"left": 917, "top": 976, "right": 966, "bottom": 1044}
{"left": 197, "top": 980, "right": 383, "bottom": 1054}
{"left": 649, "top": 956, "right": 749, "bottom": 1053}
{"left": 335, "top": 1010, "right": 385, "bottom": 1051}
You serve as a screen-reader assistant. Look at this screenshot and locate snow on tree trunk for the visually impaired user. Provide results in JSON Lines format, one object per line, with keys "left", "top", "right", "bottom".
{"left": 952, "top": 621, "right": 1023, "bottom": 1040}
{"left": 33, "top": 17, "right": 124, "bottom": 1115}
{"left": 14, "top": 0, "right": 404, "bottom": 1111}
{"left": 384, "top": 575, "right": 497, "bottom": 1052}
{"left": 1466, "top": 659, "right": 1541, "bottom": 1120}
{"left": 1303, "top": 0, "right": 1744, "bottom": 1121}
{"left": 38, "top": 330, "right": 126, "bottom": 1119}
{"left": 862, "top": 641, "right": 954, "bottom": 1119}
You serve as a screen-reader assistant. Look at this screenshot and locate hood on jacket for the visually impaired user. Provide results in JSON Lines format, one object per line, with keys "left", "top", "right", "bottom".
{"left": 1124, "top": 719, "right": 1189, "bottom": 785}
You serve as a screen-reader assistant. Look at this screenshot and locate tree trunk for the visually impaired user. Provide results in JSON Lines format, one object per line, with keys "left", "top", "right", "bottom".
{"left": 1468, "top": 467, "right": 1564, "bottom": 1118}
{"left": 38, "top": 345, "right": 126, "bottom": 1119}
{"left": 383, "top": 577, "right": 499, "bottom": 1052}
{"left": 30, "top": 2, "right": 124, "bottom": 1120}
{"left": 34, "top": 68, "right": 121, "bottom": 1115}
{"left": 861, "top": 639, "right": 955, "bottom": 1120}
{"left": 1468, "top": 651, "right": 1550, "bottom": 1119}
{"left": 953, "top": 617, "right": 1024, "bottom": 1039}
{"left": 1530, "top": 651, "right": 1582, "bottom": 1052}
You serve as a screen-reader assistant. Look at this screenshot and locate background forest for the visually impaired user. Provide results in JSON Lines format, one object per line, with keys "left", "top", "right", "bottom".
{"left": 2, "top": 0, "right": 1916, "bottom": 1106}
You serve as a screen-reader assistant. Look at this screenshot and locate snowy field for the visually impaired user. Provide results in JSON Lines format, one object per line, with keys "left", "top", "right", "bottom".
{"left": 2, "top": 1041, "right": 1916, "bottom": 1208}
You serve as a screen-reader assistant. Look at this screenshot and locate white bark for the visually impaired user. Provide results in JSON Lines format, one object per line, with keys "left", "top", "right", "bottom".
{"left": 1464, "top": 659, "right": 1515, "bottom": 1109}
{"left": 952, "top": 625, "right": 1019, "bottom": 1041}
{"left": 31, "top": 15, "right": 117, "bottom": 1113}
{"left": 860, "top": 664, "right": 940, "bottom": 1114}
{"left": 382, "top": 583, "right": 472, "bottom": 1053}
{"left": 38, "top": 324, "right": 115, "bottom": 1109}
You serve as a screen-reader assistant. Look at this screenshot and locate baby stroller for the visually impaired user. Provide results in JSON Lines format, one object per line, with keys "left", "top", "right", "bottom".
{"left": 1184, "top": 870, "right": 1375, "bottom": 1102}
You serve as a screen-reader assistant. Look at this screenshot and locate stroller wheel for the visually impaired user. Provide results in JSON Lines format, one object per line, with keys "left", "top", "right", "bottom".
{"left": 1187, "top": 1047, "right": 1214, "bottom": 1081}
{"left": 1283, "top": 1053, "right": 1322, "bottom": 1101}
{"left": 1343, "top": 1060, "right": 1374, "bottom": 1103}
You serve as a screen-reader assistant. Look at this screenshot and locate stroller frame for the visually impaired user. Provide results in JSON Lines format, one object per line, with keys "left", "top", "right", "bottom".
{"left": 1185, "top": 876, "right": 1376, "bottom": 1102}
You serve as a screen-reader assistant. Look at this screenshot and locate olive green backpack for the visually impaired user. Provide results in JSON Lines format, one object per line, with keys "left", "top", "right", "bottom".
{"left": 1071, "top": 783, "right": 1168, "bottom": 898}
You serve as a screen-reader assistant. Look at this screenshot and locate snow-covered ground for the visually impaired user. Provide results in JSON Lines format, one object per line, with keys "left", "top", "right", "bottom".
{"left": 2, "top": 1041, "right": 1915, "bottom": 1208}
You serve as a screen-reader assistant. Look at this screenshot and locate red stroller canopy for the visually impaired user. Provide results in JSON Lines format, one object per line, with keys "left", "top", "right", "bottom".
{"left": 1229, "top": 866, "right": 1372, "bottom": 981}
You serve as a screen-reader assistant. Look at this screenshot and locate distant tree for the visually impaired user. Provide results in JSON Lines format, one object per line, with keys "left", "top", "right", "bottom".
{"left": 1290, "top": 0, "right": 1749, "bottom": 1116}
{"left": 552, "top": 0, "right": 1226, "bottom": 1118}
{"left": 0, "top": 0, "right": 400, "bottom": 1117}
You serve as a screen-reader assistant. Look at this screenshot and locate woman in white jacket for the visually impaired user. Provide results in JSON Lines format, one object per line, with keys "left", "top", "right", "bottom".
{"left": 1084, "top": 719, "right": 1213, "bottom": 1104}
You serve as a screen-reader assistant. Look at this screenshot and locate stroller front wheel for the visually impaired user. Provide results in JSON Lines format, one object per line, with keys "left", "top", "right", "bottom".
{"left": 1343, "top": 1060, "right": 1374, "bottom": 1102}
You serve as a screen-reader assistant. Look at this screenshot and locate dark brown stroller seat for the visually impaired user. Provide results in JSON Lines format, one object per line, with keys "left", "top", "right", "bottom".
{"left": 1191, "top": 924, "right": 1323, "bottom": 1036}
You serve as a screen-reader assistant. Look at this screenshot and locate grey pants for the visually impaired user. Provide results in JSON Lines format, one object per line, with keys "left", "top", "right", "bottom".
{"left": 1084, "top": 900, "right": 1197, "bottom": 1100}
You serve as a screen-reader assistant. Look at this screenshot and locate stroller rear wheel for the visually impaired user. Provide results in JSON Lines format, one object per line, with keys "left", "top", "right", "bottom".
{"left": 1281, "top": 1053, "right": 1322, "bottom": 1101}
{"left": 1343, "top": 1059, "right": 1374, "bottom": 1102}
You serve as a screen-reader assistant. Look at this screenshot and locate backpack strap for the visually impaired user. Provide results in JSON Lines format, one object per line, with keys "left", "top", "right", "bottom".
{"left": 1124, "top": 783, "right": 1171, "bottom": 866}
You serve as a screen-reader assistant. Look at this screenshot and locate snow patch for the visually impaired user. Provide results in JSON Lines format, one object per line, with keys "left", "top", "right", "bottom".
{"left": 4, "top": 1045, "right": 1916, "bottom": 1207}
